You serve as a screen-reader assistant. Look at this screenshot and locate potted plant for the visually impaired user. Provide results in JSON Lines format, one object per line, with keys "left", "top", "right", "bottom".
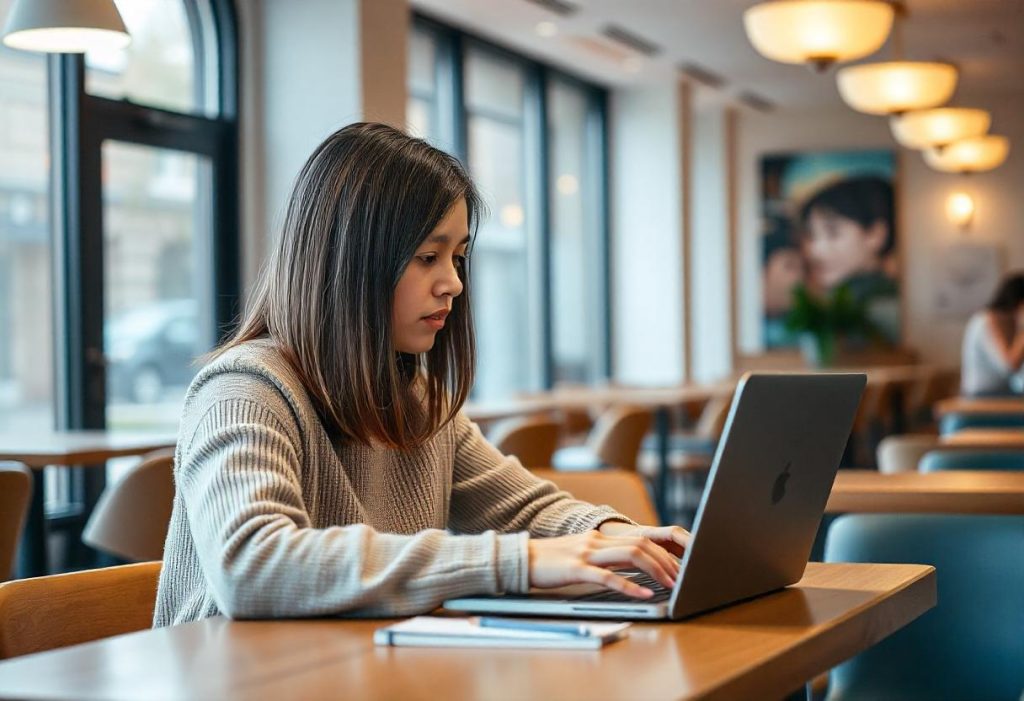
{"left": 784, "top": 283, "right": 879, "bottom": 367}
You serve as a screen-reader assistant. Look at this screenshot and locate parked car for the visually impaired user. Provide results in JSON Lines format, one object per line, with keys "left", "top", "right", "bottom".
{"left": 105, "top": 300, "right": 200, "bottom": 404}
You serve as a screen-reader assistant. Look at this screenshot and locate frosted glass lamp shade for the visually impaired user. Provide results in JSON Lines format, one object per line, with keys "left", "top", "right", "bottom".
{"left": 837, "top": 61, "right": 958, "bottom": 115}
{"left": 3, "top": 0, "right": 130, "bottom": 53}
{"left": 924, "top": 135, "right": 1010, "bottom": 174}
{"left": 891, "top": 108, "right": 991, "bottom": 150}
{"left": 744, "top": 0, "right": 894, "bottom": 71}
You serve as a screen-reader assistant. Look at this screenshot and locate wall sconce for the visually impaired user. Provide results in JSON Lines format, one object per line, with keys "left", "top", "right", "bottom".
{"left": 945, "top": 192, "right": 975, "bottom": 232}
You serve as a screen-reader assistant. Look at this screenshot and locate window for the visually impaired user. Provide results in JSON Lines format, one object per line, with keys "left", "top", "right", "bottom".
{"left": 464, "top": 46, "right": 537, "bottom": 400}
{"left": 407, "top": 17, "right": 609, "bottom": 401}
{"left": 0, "top": 0, "right": 238, "bottom": 565}
{"left": 547, "top": 77, "right": 608, "bottom": 385}
{"left": 0, "top": 0, "right": 52, "bottom": 434}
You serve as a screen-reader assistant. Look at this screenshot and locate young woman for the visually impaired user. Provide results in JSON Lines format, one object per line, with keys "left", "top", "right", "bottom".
{"left": 961, "top": 273, "right": 1024, "bottom": 397}
{"left": 154, "top": 123, "right": 688, "bottom": 626}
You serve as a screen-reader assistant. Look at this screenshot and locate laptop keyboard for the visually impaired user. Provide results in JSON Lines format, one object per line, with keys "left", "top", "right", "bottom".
{"left": 572, "top": 572, "right": 673, "bottom": 604}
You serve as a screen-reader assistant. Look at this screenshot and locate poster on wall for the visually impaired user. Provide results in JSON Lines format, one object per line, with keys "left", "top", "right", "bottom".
{"left": 760, "top": 149, "right": 899, "bottom": 349}
{"left": 933, "top": 242, "right": 1002, "bottom": 318}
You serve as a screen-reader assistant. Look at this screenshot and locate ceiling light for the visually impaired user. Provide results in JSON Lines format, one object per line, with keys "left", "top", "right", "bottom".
{"left": 622, "top": 56, "right": 644, "bottom": 73}
{"left": 743, "top": 0, "right": 894, "bottom": 72}
{"left": 924, "top": 135, "right": 1010, "bottom": 174}
{"left": 837, "top": 61, "right": 957, "bottom": 115}
{"left": 535, "top": 21, "right": 558, "bottom": 38}
{"left": 891, "top": 108, "right": 990, "bottom": 150}
{"left": 2, "top": 0, "right": 130, "bottom": 53}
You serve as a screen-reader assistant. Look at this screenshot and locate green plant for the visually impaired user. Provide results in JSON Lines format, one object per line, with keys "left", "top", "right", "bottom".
{"left": 784, "top": 283, "right": 878, "bottom": 366}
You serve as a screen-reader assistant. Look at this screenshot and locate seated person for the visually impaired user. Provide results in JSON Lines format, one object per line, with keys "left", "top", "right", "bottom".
{"left": 961, "top": 273, "right": 1024, "bottom": 396}
{"left": 153, "top": 123, "right": 689, "bottom": 626}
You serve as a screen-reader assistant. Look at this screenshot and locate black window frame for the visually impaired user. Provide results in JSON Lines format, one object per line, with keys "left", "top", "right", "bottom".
{"left": 42, "top": 0, "right": 240, "bottom": 566}
{"left": 412, "top": 13, "right": 611, "bottom": 393}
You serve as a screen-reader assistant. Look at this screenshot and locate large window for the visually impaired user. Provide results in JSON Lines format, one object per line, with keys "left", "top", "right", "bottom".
{"left": 0, "top": 0, "right": 238, "bottom": 563}
{"left": 408, "top": 19, "right": 609, "bottom": 401}
{"left": 0, "top": 2, "right": 52, "bottom": 434}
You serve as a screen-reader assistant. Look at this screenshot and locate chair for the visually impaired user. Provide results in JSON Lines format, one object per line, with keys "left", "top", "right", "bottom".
{"left": 0, "top": 561, "right": 161, "bottom": 659}
{"left": 82, "top": 448, "right": 175, "bottom": 562}
{"left": 939, "top": 411, "right": 1024, "bottom": 436}
{"left": 553, "top": 405, "right": 652, "bottom": 471}
{"left": 824, "top": 514, "right": 1024, "bottom": 701}
{"left": 489, "top": 415, "right": 562, "bottom": 469}
{"left": 530, "top": 468, "right": 658, "bottom": 525}
{"left": 919, "top": 449, "right": 1024, "bottom": 472}
{"left": 0, "top": 463, "right": 32, "bottom": 582}
{"left": 875, "top": 434, "right": 940, "bottom": 474}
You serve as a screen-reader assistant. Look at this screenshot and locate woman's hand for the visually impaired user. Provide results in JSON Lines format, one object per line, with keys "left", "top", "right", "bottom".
{"left": 527, "top": 529, "right": 683, "bottom": 599}
{"left": 596, "top": 521, "right": 692, "bottom": 557}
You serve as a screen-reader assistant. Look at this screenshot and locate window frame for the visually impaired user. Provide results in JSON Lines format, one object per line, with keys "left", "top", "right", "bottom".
{"left": 44, "top": 0, "right": 240, "bottom": 555}
{"left": 412, "top": 14, "right": 611, "bottom": 395}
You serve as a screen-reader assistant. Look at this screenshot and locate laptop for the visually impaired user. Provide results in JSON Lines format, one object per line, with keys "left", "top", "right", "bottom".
{"left": 445, "top": 372, "right": 866, "bottom": 620}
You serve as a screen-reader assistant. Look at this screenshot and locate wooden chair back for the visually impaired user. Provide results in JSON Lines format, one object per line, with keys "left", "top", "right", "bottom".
{"left": 587, "top": 405, "right": 653, "bottom": 471}
{"left": 531, "top": 468, "right": 658, "bottom": 525}
{"left": 0, "top": 561, "right": 161, "bottom": 660}
{"left": 490, "top": 416, "right": 562, "bottom": 469}
{"left": 693, "top": 393, "right": 733, "bottom": 438}
{"left": 82, "top": 449, "right": 175, "bottom": 562}
{"left": 0, "top": 463, "right": 32, "bottom": 582}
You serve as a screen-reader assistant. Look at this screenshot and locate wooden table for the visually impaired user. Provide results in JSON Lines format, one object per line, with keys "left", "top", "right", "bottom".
{"left": 940, "top": 429, "right": 1024, "bottom": 448}
{"left": 0, "top": 563, "right": 935, "bottom": 701}
{"left": 826, "top": 470, "right": 1024, "bottom": 514}
{"left": 0, "top": 431, "right": 177, "bottom": 577}
{"left": 935, "top": 397, "right": 1024, "bottom": 418}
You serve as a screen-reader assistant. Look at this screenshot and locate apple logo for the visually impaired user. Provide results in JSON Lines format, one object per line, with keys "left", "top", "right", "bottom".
{"left": 771, "top": 461, "right": 791, "bottom": 505}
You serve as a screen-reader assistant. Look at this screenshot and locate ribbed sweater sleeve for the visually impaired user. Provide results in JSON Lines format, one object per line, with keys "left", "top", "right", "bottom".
{"left": 448, "top": 412, "right": 635, "bottom": 540}
{"left": 175, "top": 375, "right": 527, "bottom": 619}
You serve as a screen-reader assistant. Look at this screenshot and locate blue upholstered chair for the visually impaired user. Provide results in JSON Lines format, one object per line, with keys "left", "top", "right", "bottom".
{"left": 939, "top": 412, "right": 1024, "bottom": 436}
{"left": 824, "top": 514, "right": 1024, "bottom": 701}
{"left": 919, "top": 449, "right": 1024, "bottom": 472}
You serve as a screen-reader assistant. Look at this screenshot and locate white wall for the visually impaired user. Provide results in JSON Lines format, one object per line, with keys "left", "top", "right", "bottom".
{"left": 609, "top": 81, "right": 688, "bottom": 385}
{"left": 237, "top": 0, "right": 409, "bottom": 296}
{"left": 691, "top": 106, "right": 733, "bottom": 382}
{"left": 736, "top": 91, "right": 1024, "bottom": 367}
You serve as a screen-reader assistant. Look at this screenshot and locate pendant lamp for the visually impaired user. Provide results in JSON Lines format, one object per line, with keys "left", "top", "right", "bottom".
{"left": 837, "top": 61, "right": 957, "bottom": 115}
{"left": 744, "top": 0, "right": 895, "bottom": 72}
{"left": 891, "top": 107, "right": 990, "bottom": 150}
{"left": 924, "top": 135, "right": 1010, "bottom": 174}
{"left": 2, "top": 0, "right": 130, "bottom": 53}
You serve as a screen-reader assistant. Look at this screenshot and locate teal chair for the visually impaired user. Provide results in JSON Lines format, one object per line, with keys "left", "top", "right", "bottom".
{"left": 824, "top": 514, "right": 1024, "bottom": 701}
{"left": 939, "top": 412, "right": 1024, "bottom": 436}
{"left": 919, "top": 449, "right": 1024, "bottom": 472}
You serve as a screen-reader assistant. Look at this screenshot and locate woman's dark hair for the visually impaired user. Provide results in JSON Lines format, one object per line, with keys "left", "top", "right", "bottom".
{"left": 218, "top": 122, "right": 482, "bottom": 449}
{"left": 799, "top": 176, "right": 895, "bottom": 255}
{"left": 987, "top": 272, "right": 1024, "bottom": 313}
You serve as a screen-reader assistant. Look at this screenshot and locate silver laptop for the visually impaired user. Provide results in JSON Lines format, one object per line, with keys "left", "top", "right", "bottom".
{"left": 445, "top": 372, "right": 866, "bottom": 620}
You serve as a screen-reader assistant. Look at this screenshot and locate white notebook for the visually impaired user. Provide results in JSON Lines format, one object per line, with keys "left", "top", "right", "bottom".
{"left": 373, "top": 616, "right": 631, "bottom": 650}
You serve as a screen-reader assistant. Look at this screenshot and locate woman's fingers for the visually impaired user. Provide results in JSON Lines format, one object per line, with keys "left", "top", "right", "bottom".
{"left": 586, "top": 541, "right": 678, "bottom": 589}
{"left": 601, "top": 534, "right": 680, "bottom": 578}
{"left": 642, "top": 525, "right": 692, "bottom": 556}
{"left": 577, "top": 565, "right": 654, "bottom": 599}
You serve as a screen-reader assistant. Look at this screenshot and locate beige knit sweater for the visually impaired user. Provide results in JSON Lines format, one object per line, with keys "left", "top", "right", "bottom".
{"left": 153, "top": 339, "right": 630, "bottom": 626}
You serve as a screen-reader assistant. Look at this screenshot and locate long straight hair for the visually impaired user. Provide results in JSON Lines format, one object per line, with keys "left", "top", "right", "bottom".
{"left": 218, "top": 123, "right": 482, "bottom": 449}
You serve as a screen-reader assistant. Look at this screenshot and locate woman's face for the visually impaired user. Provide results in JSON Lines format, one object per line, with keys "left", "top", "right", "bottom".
{"left": 802, "top": 207, "right": 888, "bottom": 290}
{"left": 391, "top": 198, "right": 469, "bottom": 354}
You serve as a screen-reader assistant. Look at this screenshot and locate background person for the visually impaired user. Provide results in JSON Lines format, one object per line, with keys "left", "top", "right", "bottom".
{"left": 961, "top": 272, "right": 1024, "bottom": 396}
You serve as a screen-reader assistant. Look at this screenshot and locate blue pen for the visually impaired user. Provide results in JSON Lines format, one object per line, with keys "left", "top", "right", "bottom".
{"left": 476, "top": 616, "right": 593, "bottom": 637}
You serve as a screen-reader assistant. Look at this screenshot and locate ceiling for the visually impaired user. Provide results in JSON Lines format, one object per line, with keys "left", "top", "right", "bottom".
{"left": 409, "top": 0, "right": 1024, "bottom": 111}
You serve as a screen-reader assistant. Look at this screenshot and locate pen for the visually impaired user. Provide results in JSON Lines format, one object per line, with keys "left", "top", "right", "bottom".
{"left": 475, "top": 616, "right": 593, "bottom": 637}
